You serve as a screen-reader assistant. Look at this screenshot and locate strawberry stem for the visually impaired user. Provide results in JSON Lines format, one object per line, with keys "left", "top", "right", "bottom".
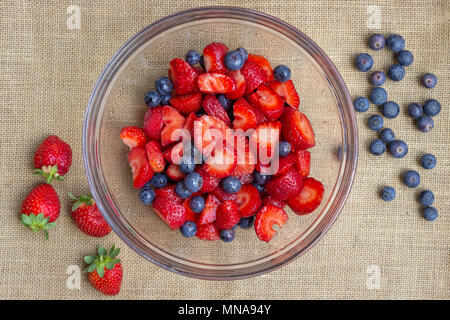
{"left": 21, "top": 213, "right": 56, "bottom": 240}
{"left": 35, "top": 165, "right": 65, "bottom": 184}
{"left": 83, "top": 245, "right": 120, "bottom": 278}
{"left": 68, "top": 193, "right": 95, "bottom": 211}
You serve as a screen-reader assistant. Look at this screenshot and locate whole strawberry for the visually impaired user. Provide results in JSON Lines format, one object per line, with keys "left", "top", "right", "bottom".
{"left": 84, "top": 245, "right": 123, "bottom": 296}
{"left": 69, "top": 193, "right": 111, "bottom": 237}
{"left": 21, "top": 184, "right": 60, "bottom": 239}
{"left": 34, "top": 135, "right": 72, "bottom": 183}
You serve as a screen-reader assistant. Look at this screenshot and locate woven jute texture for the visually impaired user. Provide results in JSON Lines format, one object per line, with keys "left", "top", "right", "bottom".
{"left": 0, "top": 0, "right": 448, "bottom": 300}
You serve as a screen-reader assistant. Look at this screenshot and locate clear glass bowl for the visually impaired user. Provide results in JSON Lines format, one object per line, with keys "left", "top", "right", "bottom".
{"left": 83, "top": 7, "right": 358, "bottom": 280}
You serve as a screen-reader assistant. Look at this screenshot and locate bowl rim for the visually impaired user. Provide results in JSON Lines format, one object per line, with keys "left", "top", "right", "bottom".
{"left": 83, "top": 6, "right": 358, "bottom": 280}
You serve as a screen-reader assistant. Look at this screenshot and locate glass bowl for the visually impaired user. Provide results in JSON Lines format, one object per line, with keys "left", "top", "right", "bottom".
{"left": 83, "top": 6, "right": 358, "bottom": 280}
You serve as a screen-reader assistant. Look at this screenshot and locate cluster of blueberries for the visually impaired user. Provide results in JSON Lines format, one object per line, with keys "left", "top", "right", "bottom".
{"left": 353, "top": 34, "right": 439, "bottom": 222}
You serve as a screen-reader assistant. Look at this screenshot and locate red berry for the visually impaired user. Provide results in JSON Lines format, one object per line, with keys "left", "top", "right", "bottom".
{"left": 254, "top": 205, "right": 288, "bottom": 242}
{"left": 240, "top": 60, "right": 266, "bottom": 95}
{"left": 197, "top": 72, "right": 235, "bottom": 94}
{"left": 197, "top": 193, "right": 220, "bottom": 225}
{"left": 196, "top": 222, "right": 220, "bottom": 240}
{"left": 265, "top": 166, "right": 304, "bottom": 200}
{"left": 248, "top": 84, "right": 284, "bottom": 121}
{"left": 247, "top": 54, "right": 274, "bottom": 82}
{"left": 193, "top": 115, "right": 229, "bottom": 156}
{"left": 143, "top": 106, "right": 163, "bottom": 140}
{"left": 269, "top": 80, "right": 300, "bottom": 108}
{"left": 145, "top": 140, "right": 165, "bottom": 173}
{"left": 250, "top": 121, "right": 281, "bottom": 158}
{"left": 184, "top": 112, "right": 198, "bottom": 137}
{"left": 215, "top": 200, "right": 241, "bottom": 230}
{"left": 127, "top": 147, "right": 153, "bottom": 189}
{"left": 153, "top": 197, "right": 187, "bottom": 230}
{"left": 287, "top": 177, "right": 324, "bottom": 215}
{"left": 69, "top": 194, "right": 111, "bottom": 237}
{"left": 195, "top": 166, "right": 220, "bottom": 193}
{"left": 202, "top": 94, "right": 232, "bottom": 126}
{"left": 236, "top": 184, "right": 262, "bottom": 217}
{"left": 182, "top": 198, "right": 198, "bottom": 223}
{"left": 273, "top": 152, "right": 296, "bottom": 176}
{"left": 169, "top": 58, "right": 199, "bottom": 95}
{"left": 202, "top": 42, "right": 229, "bottom": 73}
{"left": 169, "top": 92, "right": 203, "bottom": 114}
{"left": 202, "top": 144, "right": 236, "bottom": 178}
{"left": 233, "top": 98, "right": 257, "bottom": 131}
{"left": 212, "top": 186, "right": 238, "bottom": 203}
{"left": 295, "top": 150, "right": 311, "bottom": 177}
{"left": 166, "top": 163, "right": 186, "bottom": 181}
{"left": 262, "top": 195, "right": 286, "bottom": 208}
{"left": 281, "top": 107, "right": 315, "bottom": 150}
{"left": 161, "top": 105, "right": 186, "bottom": 147}
{"left": 232, "top": 138, "right": 256, "bottom": 176}
{"left": 226, "top": 70, "right": 246, "bottom": 99}
{"left": 154, "top": 184, "right": 183, "bottom": 204}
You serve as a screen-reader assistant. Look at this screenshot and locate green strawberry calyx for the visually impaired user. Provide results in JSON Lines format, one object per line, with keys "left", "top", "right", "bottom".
{"left": 35, "top": 165, "right": 65, "bottom": 184}
{"left": 83, "top": 245, "right": 121, "bottom": 278}
{"left": 21, "top": 213, "right": 56, "bottom": 240}
{"left": 68, "top": 193, "right": 95, "bottom": 211}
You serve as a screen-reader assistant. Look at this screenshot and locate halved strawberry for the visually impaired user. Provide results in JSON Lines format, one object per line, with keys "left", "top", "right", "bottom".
{"left": 254, "top": 205, "right": 289, "bottom": 242}
{"left": 166, "top": 163, "right": 185, "bottom": 181}
{"left": 226, "top": 70, "right": 246, "bottom": 100}
{"left": 273, "top": 152, "right": 296, "bottom": 176}
{"left": 249, "top": 102, "right": 269, "bottom": 124}
{"left": 215, "top": 200, "right": 241, "bottom": 230}
{"left": 233, "top": 98, "right": 257, "bottom": 131}
{"left": 197, "top": 193, "right": 220, "bottom": 225}
{"left": 153, "top": 197, "right": 187, "bottom": 230}
{"left": 161, "top": 106, "right": 186, "bottom": 147}
{"left": 240, "top": 60, "right": 266, "bottom": 95}
{"left": 265, "top": 166, "right": 304, "bottom": 200}
{"left": 232, "top": 139, "right": 256, "bottom": 176}
{"left": 250, "top": 122, "right": 281, "bottom": 158}
{"left": 162, "top": 142, "right": 184, "bottom": 164}
{"left": 202, "top": 94, "right": 232, "bottom": 126}
{"left": 195, "top": 166, "right": 220, "bottom": 193}
{"left": 127, "top": 147, "right": 153, "bottom": 189}
{"left": 236, "top": 184, "right": 262, "bottom": 218}
{"left": 262, "top": 195, "right": 286, "bottom": 208}
{"left": 145, "top": 141, "right": 165, "bottom": 173}
{"left": 154, "top": 184, "right": 182, "bottom": 204}
{"left": 169, "top": 58, "right": 199, "bottom": 95}
{"left": 120, "top": 126, "right": 147, "bottom": 149}
{"left": 287, "top": 177, "right": 324, "bottom": 215}
{"left": 202, "top": 144, "right": 236, "bottom": 178}
{"left": 196, "top": 222, "right": 220, "bottom": 240}
{"left": 247, "top": 54, "right": 274, "bottom": 82}
{"left": 184, "top": 112, "right": 198, "bottom": 137}
{"left": 169, "top": 92, "right": 202, "bottom": 114}
{"left": 269, "top": 80, "right": 300, "bottom": 108}
{"left": 248, "top": 84, "right": 284, "bottom": 120}
{"left": 295, "top": 150, "right": 311, "bottom": 177}
{"left": 197, "top": 72, "right": 235, "bottom": 94}
{"left": 183, "top": 198, "right": 198, "bottom": 223}
{"left": 281, "top": 107, "right": 315, "bottom": 150}
{"left": 142, "top": 106, "right": 163, "bottom": 141}
{"left": 212, "top": 186, "right": 238, "bottom": 203}
{"left": 202, "top": 42, "right": 229, "bottom": 73}
{"left": 193, "top": 115, "right": 229, "bottom": 156}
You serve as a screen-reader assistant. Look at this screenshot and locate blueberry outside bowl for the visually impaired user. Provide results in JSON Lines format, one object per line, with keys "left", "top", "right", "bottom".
{"left": 83, "top": 6, "right": 358, "bottom": 280}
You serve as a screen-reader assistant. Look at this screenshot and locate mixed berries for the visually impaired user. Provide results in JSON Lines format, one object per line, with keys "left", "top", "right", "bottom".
{"left": 120, "top": 42, "right": 324, "bottom": 243}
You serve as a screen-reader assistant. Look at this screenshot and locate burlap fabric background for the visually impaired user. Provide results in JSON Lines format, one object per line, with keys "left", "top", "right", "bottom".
{"left": 0, "top": 0, "right": 448, "bottom": 299}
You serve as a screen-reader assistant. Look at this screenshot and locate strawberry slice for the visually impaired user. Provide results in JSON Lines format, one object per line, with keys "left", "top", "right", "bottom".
{"left": 184, "top": 112, "right": 198, "bottom": 137}
{"left": 248, "top": 84, "right": 284, "bottom": 120}
{"left": 287, "top": 177, "right": 324, "bottom": 215}
{"left": 142, "top": 106, "right": 163, "bottom": 141}
{"left": 202, "top": 42, "right": 229, "bottom": 73}
{"left": 202, "top": 94, "right": 232, "bottom": 126}
{"left": 232, "top": 139, "right": 256, "bottom": 176}
{"left": 193, "top": 115, "right": 229, "bottom": 156}
{"left": 169, "top": 58, "right": 199, "bottom": 95}
{"left": 273, "top": 152, "right": 296, "bottom": 176}
{"left": 295, "top": 150, "right": 311, "bottom": 177}
{"left": 212, "top": 186, "right": 238, "bottom": 203}
{"left": 254, "top": 205, "right": 289, "bottom": 242}
{"left": 169, "top": 92, "right": 202, "bottom": 114}
{"left": 250, "top": 121, "right": 281, "bottom": 158}
{"left": 166, "top": 163, "right": 185, "bottom": 181}
{"left": 203, "top": 144, "right": 236, "bottom": 178}
{"left": 236, "top": 184, "right": 262, "bottom": 218}
{"left": 162, "top": 142, "right": 184, "bottom": 164}
{"left": 265, "top": 166, "right": 304, "bottom": 200}
{"left": 240, "top": 60, "right": 266, "bottom": 96}
{"left": 183, "top": 198, "right": 198, "bottom": 223}
{"left": 249, "top": 102, "right": 269, "bottom": 124}
{"left": 197, "top": 193, "right": 220, "bottom": 225}
{"left": 237, "top": 174, "right": 253, "bottom": 184}
{"left": 120, "top": 126, "right": 147, "bottom": 150}
{"left": 262, "top": 195, "right": 286, "bottom": 208}
{"left": 154, "top": 184, "right": 182, "bottom": 204}
{"left": 127, "top": 147, "right": 153, "bottom": 189}
{"left": 215, "top": 200, "right": 241, "bottom": 230}
{"left": 196, "top": 222, "right": 220, "bottom": 240}
{"left": 161, "top": 106, "right": 185, "bottom": 147}
{"left": 269, "top": 80, "right": 300, "bottom": 108}
{"left": 153, "top": 197, "right": 187, "bottom": 230}
{"left": 145, "top": 140, "right": 165, "bottom": 173}
{"left": 281, "top": 107, "right": 315, "bottom": 150}
{"left": 195, "top": 166, "right": 220, "bottom": 193}
{"left": 247, "top": 54, "right": 274, "bottom": 82}
{"left": 197, "top": 72, "right": 235, "bottom": 94}
{"left": 226, "top": 70, "right": 246, "bottom": 100}
{"left": 233, "top": 98, "right": 257, "bottom": 131}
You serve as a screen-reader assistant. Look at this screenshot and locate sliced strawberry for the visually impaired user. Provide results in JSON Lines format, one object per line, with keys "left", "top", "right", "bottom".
{"left": 153, "top": 197, "right": 187, "bottom": 230}
{"left": 202, "top": 94, "right": 232, "bottom": 126}
{"left": 145, "top": 140, "right": 165, "bottom": 173}
{"left": 250, "top": 122, "right": 281, "bottom": 158}
{"left": 236, "top": 184, "right": 262, "bottom": 218}
{"left": 248, "top": 84, "right": 284, "bottom": 120}
{"left": 240, "top": 60, "right": 266, "bottom": 96}
{"left": 295, "top": 150, "right": 311, "bottom": 177}
{"left": 254, "top": 205, "right": 288, "bottom": 242}
{"left": 197, "top": 193, "right": 220, "bottom": 225}
{"left": 287, "top": 177, "right": 324, "bottom": 215}
{"left": 226, "top": 70, "right": 246, "bottom": 100}
{"left": 202, "top": 144, "right": 236, "bottom": 178}
{"left": 262, "top": 195, "right": 286, "bottom": 208}
{"left": 184, "top": 112, "right": 198, "bottom": 137}
{"left": 197, "top": 72, "right": 235, "bottom": 94}
{"left": 265, "top": 166, "right": 304, "bottom": 200}
{"left": 154, "top": 184, "right": 182, "bottom": 204}
{"left": 215, "top": 200, "right": 241, "bottom": 230}
{"left": 212, "top": 186, "right": 238, "bottom": 203}
{"left": 269, "top": 80, "right": 300, "bottom": 108}
{"left": 247, "top": 54, "right": 274, "bottom": 82}
{"left": 232, "top": 139, "right": 256, "bottom": 176}
{"left": 169, "top": 58, "right": 199, "bottom": 95}
{"left": 183, "top": 198, "right": 198, "bottom": 223}
{"left": 233, "top": 98, "right": 257, "bottom": 131}
{"left": 281, "top": 107, "right": 315, "bottom": 150}
{"left": 169, "top": 92, "right": 202, "bottom": 114}
{"left": 127, "top": 147, "right": 153, "bottom": 189}
{"left": 120, "top": 126, "right": 147, "bottom": 149}
{"left": 193, "top": 115, "right": 228, "bottom": 156}
{"left": 202, "top": 42, "right": 229, "bottom": 73}
{"left": 273, "top": 152, "right": 296, "bottom": 176}
{"left": 196, "top": 222, "right": 220, "bottom": 240}
{"left": 166, "top": 163, "right": 185, "bottom": 181}
{"left": 161, "top": 106, "right": 185, "bottom": 147}
{"left": 238, "top": 174, "right": 253, "bottom": 184}
{"left": 195, "top": 166, "right": 220, "bottom": 193}
{"left": 142, "top": 106, "right": 163, "bottom": 141}
{"left": 249, "top": 102, "right": 269, "bottom": 124}
{"left": 163, "top": 141, "right": 184, "bottom": 164}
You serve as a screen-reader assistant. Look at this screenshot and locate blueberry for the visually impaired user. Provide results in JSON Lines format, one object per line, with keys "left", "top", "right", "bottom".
{"left": 419, "top": 190, "right": 434, "bottom": 206}
{"left": 379, "top": 128, "right": 395, "bottom": 143}
{"left": 386, "top": 34, "right": 405, "bottom": 52}
{"left": 422, "top": 99, "right": 441, "bottom": 117}
{"left": 416, "top": 116, "right": 434, "bottom": 133}
{"left": 353, "top": 97, "right": 370, "bottom": 112}
{"left": 380, "top": 186, "right": 396, "bottom": 202}
{"left": 225, "top": 50, "right": 244, "bottom": 70}
{"left": 155, "top": 76, "right": 173, "bottom": 95}
{"left": 175, "top": 181, "right": 192, "bottom": 199}
{"left": 354, "top": 53, "right": 374, "bottom": 72}
{"left": 407, "top": 103, "right": 423, "bottom": 119}
{"left": 421, "top": 153, "right": 436, "bottom": 170}
{"left": 151, "top": 172, "right": 168, "bottom": 188}
{"left": 396, "top": 50, "right": 414, "bottom": 66}
{"left": 217, "top": 94, "right": 232, "bottom": 111}
{"left": 253, "top": 172, "right": 271, "bottom": 185}
{"left": 180, "top": 158, "right": 195, "bottom": 175}
{"left": 274, "top": 65, "right": 291, "bottom": 82}
{"left": 388, "top": 140, "right": 408, "bottom": 158}
{"left": 403, "top": 170, "right": 420, "bottom": 188}
{"left": 252, "top": 182, "right": 265, "bottom": 193}
{"left": 367, "top": 115, "right": 384, "bottom": 131}
{"left": 278, "top": 141, "right": 291, "bottom": 157}
{"left": 185, "top": 50, "right": 201, "bottom": 66}
{"left": 238, "top": 216, "right": 255, "bottom": 229}
{"left": 422, "top": 206, "right": 438, "bottom": 222}
{"left": 236, "top": 47, "right": 248, "bottom": 62}
{"left": 221, "top": 176, "right": 242, "bottom": 194}
{"left": 189, "top": 196, "right": 205, "bottom": 213}
{"left": 159, "top": 94, "right": 171, "bottom": 106}
{"left": 180, "top": 221, "right": 197, "bottom": 237}
{"left": 144, "top": 90, "right": 161, "bottom": 107}
{"left": 388, "top": 64, "right": 405, "bottom": 81}
{"left": 368, "top": 34, "right": 385, "bottom": 50}
{"left": 382, "top": 101, "right": 400, "bottom": 119}
{"left": 139, "top": 187, "right": 155, "bottom": 204}
{"left": 370, "top": 71, "right": 386, "bottom": 86}
{"left": 220, "top": 229, "right": 235, "bottom": 242}
{"left": 421, "top": 73, "right": 437, "bottom": 89}
{"left": 184, "top": 172, "right": 203, "bottom": 193}
{"left": 369, "top": 87, "right": 388, "bottom": 106}
{"left": 369, "top": 139, "right": 386, "bottom": 156}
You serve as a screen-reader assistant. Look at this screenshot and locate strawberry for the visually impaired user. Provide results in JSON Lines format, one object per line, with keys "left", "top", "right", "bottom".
{"left": 195, "top": 166, "right": 220, "bottom": 193}
{"left": 145, "top": 140, "right": 165, "bottom": 173}
{"left": 161, "top": 105, "right": 185, "bottom": 147}
{"left": 281, "top": 107, "right": 315, "bottom": 150}
{"left": 273, "top": 152, "right": 296, "bottom": 176}
{"left": 143, "top": 106, "right": 164, "bottom": 140}
{"left": 203, "top": 144, "right": 236, "bottom": 178}
{"left": 215, "top": 200, "right": 241, "bottom": 230}
{"left": 197, "top": 72, "right": 235, "bottom": 94}
{"left": 249, "top": 101, "right": 269, "bottom": 124}
{"left": 169, "top": 92, "right": 202, "bottom": 114}
{"left": 226, "top": 70, "right": 246, "bottom": 100}
{"left": 262, "top": 195, "right": 286, "bottom": 208}
{"left": 250, "top": 121, "right": 281, "bottom": 158}
{"left": 34, "top": 135, "right": 72, "bottom": 183}
{"left": 163, "top": 141, "right": 184, "bottom": 164}
{"left": 154, "top": 184, "right": 182, "bottom": 204}
{"left": 193, "top": 115, "right": 229, "bottom": 156}
{"left": 21, "top": 183, "right": 60, "bottom": 239}
{"left": 212, "top": 186, "right": 238, "bottom": 203}
{"left": 69, "top": 193, "right": 111, "bottom": 237}
{"left": 248, "top": 84, "right": 284, "bottom": 120}
{"left": 153, "top": 197, "right": 187, "bottom": 230}
{"left": 236, "top": 184, "right": 262, "bottom": 217}
{"left": 127, "top": 147, "right": 153, "bottom": 189}
{"left": 184, "top": 112, "right": 198, "bottom": 137}
{"left": 182, "top": 198, "right": 198, "bottom": 223}
{"left": 197, "top": 193, "right": 220, "bottom": 225}
{"left": 202, "top": 42, "right": 229, "bottom": 73}
{"left": 84, "top": 245, "right": 122, "bottom": 296}
{"left": 202, "top": 94, "right": 232, "bottom": 126}
{"left": 196, "top": 222, "right": 220, "bottom": 240}
{"left": 295, "top": 150, "right": 311, "bottom": 177}
{"left": 166, "top": 163, "right": 185, "bottom": 181}
{"left": 120, "top": 126, "right": 147, "bottom": 150}
{"left": 233, "top": 98, "right": 257, "bottom": 131}
{"left": 287, "top": 177, "right": 324, "bottom": 215}
{"left": 169, "top": 58, "right": 199, "bottom": 95}
{"left": 247, "top": 54, "right": 274, "bottom": 82}
{"left": 265, "top": 166, "right": 304, "bottom": 200}
{"left": 232, "top": 139, "right": 256, "bottom": 176}
{"left": 269, "top": 80, "right": 300, "bottom": 108}
{"left": 240, "top": 60, "right": 266, "bottom": 95}
{"left": 237, "top": 174, "right": 253, "bottom": 184}
{"left": 254, "top": 205, "right": 288, "bottom": 242}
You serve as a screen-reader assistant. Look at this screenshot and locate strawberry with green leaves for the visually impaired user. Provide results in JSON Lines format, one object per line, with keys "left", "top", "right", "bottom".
{"left": 69, "top": 193, "right": 111, "bottom": 237}
{"left": 34, "top": 135, "right": 72, "bottom": 183}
